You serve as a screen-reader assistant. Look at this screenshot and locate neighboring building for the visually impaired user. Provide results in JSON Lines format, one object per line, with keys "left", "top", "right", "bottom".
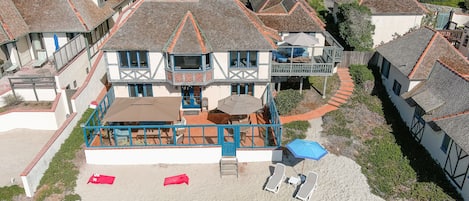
{"left": 0, "top": 0, "right": 130, "bottom": 70}
{"left": 333, "top": 0, "right": 428, "bottom": 47}
{"left": 374, "top": 27, "right": 469, "bottom": 200}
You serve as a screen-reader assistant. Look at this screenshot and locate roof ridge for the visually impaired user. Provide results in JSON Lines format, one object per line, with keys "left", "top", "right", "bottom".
{"left": 436, "top": 59, "right": 469, "bottom": 82}
{"left": 186, "top": 12, "right": 209, "bottom": 53}
{"left": 296, "top": 0, "right": 326, "bottom": 29}
{"left": 165, "top": 11, "right": 192, "bottom": 53}
{"left": 258, "top": 0, "right": 270, "bottom": 12}
{"left": 234, "top": 0, "right": 278, "bottom": 48}
{"left": 412, "top": 0, "right": 429, "bottom": 13}
{"left": 0, "top": 14, "right": 14, "bottom": 40}
{"left": 408, "top": 28, "right": 437, "bottom": 78}
{"left": 67, "top": 0, "right": 89, "bottom": 31}
{"left": 432, "top": 109, "right": 469, "bottom": 121}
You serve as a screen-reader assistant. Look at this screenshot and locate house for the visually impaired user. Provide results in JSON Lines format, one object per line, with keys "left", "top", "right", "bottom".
{"left": 374, "top": 26, "right": 469, "bottom": 200}
{"left": 0, "top": 0, "right": 131, "bottom": 72}
{"left": 333, "top": 0, "right": 428, "bottom": 47}
{"left": 82, "top": 0, "right": 343, "bottom": 165}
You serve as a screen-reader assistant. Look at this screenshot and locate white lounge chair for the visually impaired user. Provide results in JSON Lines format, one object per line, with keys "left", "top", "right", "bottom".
{"left": 33, "top": 50, "right": 48, "bottom": 68}
{"left": 264, "top": 163, "right": 286, "bottom": 193}
{"left": 295, "top": 171, "right": 318, "bottom": 201}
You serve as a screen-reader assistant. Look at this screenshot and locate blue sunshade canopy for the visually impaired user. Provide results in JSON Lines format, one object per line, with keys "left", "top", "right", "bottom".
{"left": 286, "top": 139, "right": 328, "bottom": 160}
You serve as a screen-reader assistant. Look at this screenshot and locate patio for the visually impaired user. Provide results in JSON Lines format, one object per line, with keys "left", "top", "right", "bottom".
{"left": 0, "top": 59, "right": 56, "bottom": 94}
{"left": 88, "top": 109, "right": 277, "bottom": 148}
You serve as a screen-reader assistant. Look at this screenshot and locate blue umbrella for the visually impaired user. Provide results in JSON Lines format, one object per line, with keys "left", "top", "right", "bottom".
{"left": 286, "top": 139, "right": 328, "bottom": 173}
{"left": 53, "top": 34, "right": 59, "bottom": 51}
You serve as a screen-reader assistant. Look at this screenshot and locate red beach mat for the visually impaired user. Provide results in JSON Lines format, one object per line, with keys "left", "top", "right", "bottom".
{"left": 87, "top": 173, "right": 115, "bottom": 184}
{"left": 164, "top": 174, "right": 189, "bottom": 186}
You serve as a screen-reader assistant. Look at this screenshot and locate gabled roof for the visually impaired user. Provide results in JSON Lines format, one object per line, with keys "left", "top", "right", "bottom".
{"left": 359, "top": 0, "right": 427, "bottom": 15}
{"left": 255, "top": 0, "right": 325, "bottom": 32}
{"left": 165, "top": 11, "right": 210, "bottom": 54}
{"left": 376, "top": 27, "right": 469, "bottom": 80}
{"left": 12, "top": 0, "right": 123, "bottom": 32}
{"left": 403, "top": 61, "right": 469, "bottom": 152}
{"left": 103, "top": 0, "right": 276, "bottom": 52}
{"left": 433, "top": 112, "right": 469, "bottom": 153}
{"left": 0, "top": 0, "right": 29, "bottom": 44}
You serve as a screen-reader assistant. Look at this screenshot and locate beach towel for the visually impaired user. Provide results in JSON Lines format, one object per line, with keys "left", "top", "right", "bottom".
{"left": 164, "top": 174, "right": 189, "bottom": 186}
{"left": 87, "top": 173, "right": 115, "bottom": 184}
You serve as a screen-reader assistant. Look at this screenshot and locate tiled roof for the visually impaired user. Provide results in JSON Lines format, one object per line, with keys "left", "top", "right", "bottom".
{"left": 359, "top": 0, "right": 427, "bottom": 15}
{"left": 256, "top": 0, "right": 325, "bottom": 32}
{"left": 404, "top": 61, "right": 469, "bottom": 153}
{"left": 0, "top": 0, "right": 29, "bottom": 44}
{"left": 103, "top": 0, "right": 275, "bottom": 52}
{"left": 12, "top": 0, "right": 121, "bottom": 32}
{"left": 376, "top": 27, "right": 469, "bottom": 80}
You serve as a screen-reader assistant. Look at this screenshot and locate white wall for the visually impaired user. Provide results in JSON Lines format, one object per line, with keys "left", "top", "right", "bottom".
{"left": 212, "top": 52, "right": 229, "bottom": 79}
{"left": 56, "top": 51, "right": 91, "bottom": 89}
{"left": 203, "top": 85, "right": 231, "bottom": 110}
{"left": 42, "top": 33, "right": 68, "bottom": 59}
{"left": 14, "top": 89, "right": 57, "bottom": 101}
{"left": 85, "top": 147, "right": 282, "bottom": 165}
{"left": 149, "top": 52, "right": 165, "bottom": 80}
{"left": 85, "top": 147, "right": 222, "bottom": 165}
{"left": 452, "top": 13, "right": 469, "bottom": 27}
{"left": 372, "top": 15, "right": 423, "bottom": 47}
{"left": 16, "top": 35, "right": 32, "bottom": 66}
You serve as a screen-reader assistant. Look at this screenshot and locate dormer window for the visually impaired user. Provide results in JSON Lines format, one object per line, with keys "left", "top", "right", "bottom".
{"left": 118, "top": 51, "right": 148, "bottom": 68}
{"left": 169, "top": 54, "right": 210, "bottom": 71}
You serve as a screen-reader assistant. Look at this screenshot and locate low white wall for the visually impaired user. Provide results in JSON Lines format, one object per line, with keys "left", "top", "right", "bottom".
{"left": 56, "top": 51, "right": 91, "bottom": 90}
{"left": 237, "top": 149, "right": 282, "bottom": 162}
{"left": 85, "top": 147, "right": 283, "bottom": 165}
{"left": 20, "top": 113, "right": 78, "bottom": 197}
{"left": 85, "top": 147, "right": 222, "bottom": 165}
{"left": 0, "top": 111, "right": 57, "bottom": 132}
{"left": 14, "top": 88, "right": 57, "bottom": 101}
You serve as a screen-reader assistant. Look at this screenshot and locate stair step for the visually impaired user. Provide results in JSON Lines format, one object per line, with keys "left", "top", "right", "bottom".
{"left": 334, "top": 93, "right": 349, "bottom": 100}
{"left": 328, "top": 100, "right": 341, "bottom": 107}
{"left": 220, "top": 157, "right": 239, "bottom": 178}
{"left": 331, "top": 96, "right": 347, "bottom": 104}
{"left": 336, "top": 90, "right": 353, "bottom": 96}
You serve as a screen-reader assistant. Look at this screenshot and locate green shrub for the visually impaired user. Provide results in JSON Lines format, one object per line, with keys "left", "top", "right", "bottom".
{"left": 350, "top": 87, "right": 383, "bottom": 115}
{"left": 407, "top": 182, "right": 454, "bottom": 200}
{"left": 349, "top": 64, "right": 374, "bottom": 87}
{"left": 0, "top": 185, "right": 23, "bottom": 201}
{"left": 2, "top": 94, "right": 24, "bottom": 106}
{"left": 275, "top": 89, "right": 303, "bottom": 115}
{"left": 282, "top": 120, "right": 310, "bottom": 144}
{"left": 35, "top": 109, "right": 93, "bottom": 201}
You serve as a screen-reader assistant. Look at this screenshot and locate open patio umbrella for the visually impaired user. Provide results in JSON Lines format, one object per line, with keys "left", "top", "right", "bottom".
{"left": 217, "top": 95, "right": 262, "bottom": 115}
{"left": 286, "top": 139, "right": 328, "bottom": 174}
{"left": 284, "top": 32, "right": 319, "bottom": 47}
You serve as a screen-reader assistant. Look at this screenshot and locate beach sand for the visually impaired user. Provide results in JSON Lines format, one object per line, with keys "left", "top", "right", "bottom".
{"left": 74, "top": 118, "right": 384, "bottom": 201}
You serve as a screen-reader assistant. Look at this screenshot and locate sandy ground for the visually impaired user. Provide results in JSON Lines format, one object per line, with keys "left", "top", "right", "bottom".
{"left": 75, "top": 118, "right": 384, "bottom": 201}
{"left": 0, "top": 128, "right": 55, "bottom": 187}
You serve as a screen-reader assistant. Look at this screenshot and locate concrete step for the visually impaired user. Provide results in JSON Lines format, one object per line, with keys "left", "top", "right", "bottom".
{"left": 220, "top": 157, "right": 238, "bottom": 178}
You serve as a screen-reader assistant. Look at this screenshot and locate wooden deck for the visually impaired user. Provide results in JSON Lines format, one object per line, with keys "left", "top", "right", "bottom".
{"left": 89, "top": 110, "right": 277, "bottom": 147}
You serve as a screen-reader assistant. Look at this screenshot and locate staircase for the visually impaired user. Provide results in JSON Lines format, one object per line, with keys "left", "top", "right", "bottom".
{"left": 220, "top": 157, "right": 238, "bottom": 177}
{"left": 328, "top": 68, "right": 354, "bottom": 107}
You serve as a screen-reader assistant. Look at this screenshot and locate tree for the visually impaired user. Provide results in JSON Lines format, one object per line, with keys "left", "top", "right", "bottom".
{"left": 337, "top": 2, "right": 375, "bottom": 51}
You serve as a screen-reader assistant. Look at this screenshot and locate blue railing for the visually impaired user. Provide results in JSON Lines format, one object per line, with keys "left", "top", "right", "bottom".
{"left": 82, "top": 84, "right": 282, "bottom": 148}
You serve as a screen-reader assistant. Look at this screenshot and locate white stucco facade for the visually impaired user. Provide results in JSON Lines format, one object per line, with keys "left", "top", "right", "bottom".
{"left": 372, "top": 15, "right": 424, "bottom": 47}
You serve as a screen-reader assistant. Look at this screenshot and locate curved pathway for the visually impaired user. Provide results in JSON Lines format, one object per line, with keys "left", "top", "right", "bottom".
{"left": 280, "top": 67, "right": 354, "bottom": 123}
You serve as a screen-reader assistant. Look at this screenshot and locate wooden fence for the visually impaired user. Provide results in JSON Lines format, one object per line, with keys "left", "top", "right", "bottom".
{"left": 338, "top": 51, "right": 375, "bottom": 68}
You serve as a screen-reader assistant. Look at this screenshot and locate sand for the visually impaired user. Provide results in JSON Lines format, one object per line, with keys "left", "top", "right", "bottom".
{"left": 0, "top": 128, "right": 55, "bottom": 187}
{"left": 74, "top": 118, "right": 384, "bottom": 201}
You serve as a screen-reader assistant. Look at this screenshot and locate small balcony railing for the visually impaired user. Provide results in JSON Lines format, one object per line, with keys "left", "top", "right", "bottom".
{"left": 165, "top": 68, "right": 214, "bottom": 86}
{"left": 271, "top": 62, "right": 334, "bottom": 76}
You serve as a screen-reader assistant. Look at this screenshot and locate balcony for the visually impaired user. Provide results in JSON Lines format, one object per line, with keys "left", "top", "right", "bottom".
{"left": 165, "top": 67, "right": 214, "bottom": 86}
{"left": 271, "top": 31, "right": 343, "bottom": 77}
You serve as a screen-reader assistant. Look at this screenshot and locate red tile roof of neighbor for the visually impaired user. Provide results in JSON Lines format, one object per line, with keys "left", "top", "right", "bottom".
{"left": 359, "top": 0, "right": 428, "bottom": 15}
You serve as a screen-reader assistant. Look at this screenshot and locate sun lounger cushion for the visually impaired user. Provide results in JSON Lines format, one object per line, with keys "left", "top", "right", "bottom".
{"left": 295, "top": 171, "right": 318, "bottom": 201}
{"left": 164, "top": 174, "right": 189, "bottom": 186}
{"left": 87, "top": 173, "right": 115, "bottom": 184}
{"left": 264, "top": 163, "right": 286, "bottom": 193}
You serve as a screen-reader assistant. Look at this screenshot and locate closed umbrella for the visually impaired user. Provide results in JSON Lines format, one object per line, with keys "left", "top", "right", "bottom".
{"left": 286, "top": 139, "right": 328, "bottom": 174}
{"left": 217, "top": 95, "right": 262, "bottom": 115}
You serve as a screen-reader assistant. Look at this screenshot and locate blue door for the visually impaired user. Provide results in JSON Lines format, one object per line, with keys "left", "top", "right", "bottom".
{"left": 181, "top": 86, "right": 201, "bottom": 108}
{"left": 219, "top": 126, "right": 237, "bottom": 156}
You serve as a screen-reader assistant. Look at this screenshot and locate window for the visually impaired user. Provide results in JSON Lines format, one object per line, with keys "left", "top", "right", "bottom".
{"left": 463, "top": 35, "right": 469, "bottom": 47}
{"left": 119, "top": 51, "right": 148, "bottom": 68}
{"left": 440, "top": 133, "right": 451, "bottom": 153}
{"left": 174, "top": 56, "right": 201, "bottom": 70}
{"left": 230, "top": 51, "right": 257, "bottom": 68}
{"left": 170, "top": 54, "right": 210, "bottom": 70}
{"left": 231, "top": 83, "right": 254, "bottom": 95}
{"left": 381, "top": 58, "right": 390, "bottom": 78}
{"left": 392, "top": 80, "right": 401, "bottom": 95}
{"left": 128, "top": 84, "right": 153, "bottom": 97}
